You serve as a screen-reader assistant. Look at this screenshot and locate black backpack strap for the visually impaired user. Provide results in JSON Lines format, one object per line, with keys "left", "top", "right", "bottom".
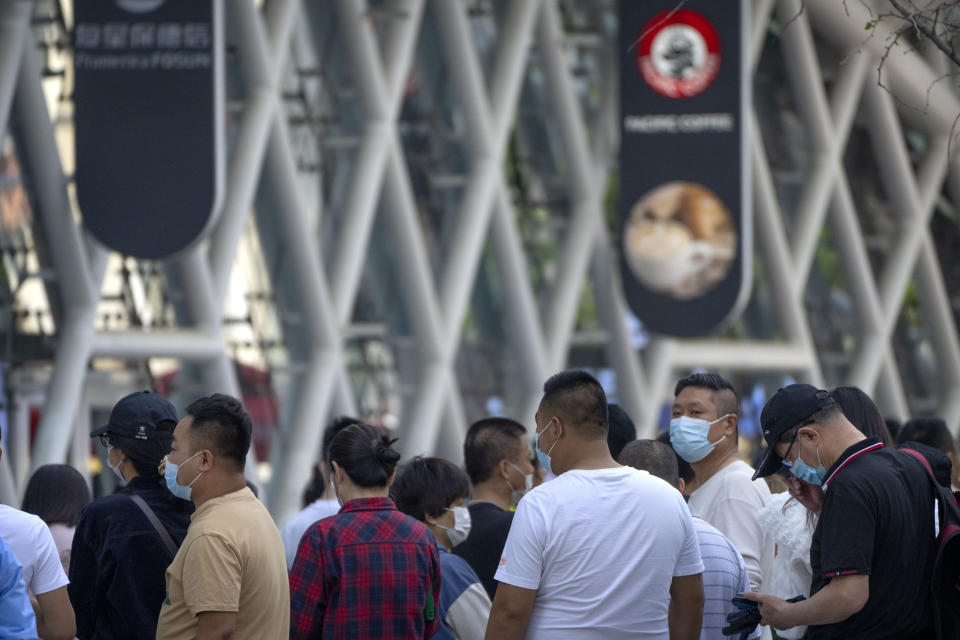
{"left": 126, "top": 493, "right": 179, "bottom": 559}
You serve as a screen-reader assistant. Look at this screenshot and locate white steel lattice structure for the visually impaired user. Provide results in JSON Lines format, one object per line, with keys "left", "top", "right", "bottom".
{"left": 0, "top": 0, "right": 958, "bottom": 522}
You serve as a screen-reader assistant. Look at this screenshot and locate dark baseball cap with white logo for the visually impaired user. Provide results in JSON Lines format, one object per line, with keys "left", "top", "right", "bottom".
{"left": 752, "top": 384, "right": 837, "bottom": 480}
{"left": 90, "top": 390, "right": 178, "bottom": 441}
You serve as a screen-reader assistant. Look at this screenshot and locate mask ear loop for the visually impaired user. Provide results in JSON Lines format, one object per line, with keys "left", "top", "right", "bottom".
{"left": 543, "top": 420, "right": 561, "bottom": 457}
{"left": 707, "top": 413, "right": 733, "bottom": 447}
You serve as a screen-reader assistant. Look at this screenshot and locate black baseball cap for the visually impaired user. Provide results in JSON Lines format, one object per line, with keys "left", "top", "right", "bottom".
{"left": 752, "top": 384, "right": 837, "bottom": 480}
{"left": 91, "top": 391, "right": 178, "bottom": 441}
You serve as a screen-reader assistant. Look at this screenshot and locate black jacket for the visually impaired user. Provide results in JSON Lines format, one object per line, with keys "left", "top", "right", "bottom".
{"left": 68, "top": 475, "right": 193, "bottom": 639}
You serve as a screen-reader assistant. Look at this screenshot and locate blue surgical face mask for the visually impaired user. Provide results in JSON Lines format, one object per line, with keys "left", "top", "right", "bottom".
{"left": 163, "top": 451, "right": 204, "bottom": 501}
{"left": 536, "top": 419, "right": 560, "bottom": 475}
{"left": 106, "top": 446, "right": 126, "bottom": 485}
{"left": 783, "top": 441, "right": 826, "bottom": 486}
{"left": 669, "top": 414, "right": 731, "bottom": 463}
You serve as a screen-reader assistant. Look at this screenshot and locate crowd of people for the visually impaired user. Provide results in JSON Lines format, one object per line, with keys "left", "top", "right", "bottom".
{"left": 0, "top": 368, "right": 956, "bottom": 639}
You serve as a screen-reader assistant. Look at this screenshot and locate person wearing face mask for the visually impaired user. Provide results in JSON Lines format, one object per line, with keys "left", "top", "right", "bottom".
{"left": 456, "top": 417, "right": 534, "bottom": 599}
{"left": 281, "top": 415, "right": 363, "bottom": 570}
{"left": 392, "top": 456, "right": 492, "bottom": 640}
{"left": 156, "top": 393, "right": 289, "bottom": 640}
{"left": 745, "top": 384, "right": 938, "bottom": 639}
{"left": 289, "top": 423, "right": 442, "bottom": 639}
{"left": 487, "top": 370, "right": 705, "bottom": 640}
{"left": 670, "top": 373, "right": 774, "bottom": 606}
{"left": 68, "top": 390, "right": 192, "bottom": 640}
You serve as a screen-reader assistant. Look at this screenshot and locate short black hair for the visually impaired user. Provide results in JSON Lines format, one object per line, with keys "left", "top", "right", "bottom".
{"left": 618, "top": 439, "right": 680, "bottom": 488}
{"left": 185, "top": 394, "right": 253, "bottom": 471}
{"left": 898, "top": 418, "right": 957, "bottom": 455}
{"left": 329, "top": 423, "right": 401, "bottom": 487}
{"left": 390, "top": 456, "right": 470, "bottom": 522}
{"left": 322, "top": 416, "right": 363, "bottom": 464}
{"left": 885, "top": 417, "right": 902, "bottom": 442}
{"left": 301, "top": 463, "right": 326, "bottom": 508}
{"left": 540, "top": 370, "right": 608, "bottom": 439}
{"left": 606, "top": 404, "right": 637, "bottom": 460}
{"left": 463, "top": 418, "right": 527, "bottom": 485}
{"left": 21, "top": 464, "right": 91, "bottom": 527}
{"left": 656, "top": 430, "right": 694, "bottom": 484}
{"left": 831, "top": 386, "right": 894, "bottom": 447}
{"left": 674, "top": 372, "right": 739, "bottom": 417}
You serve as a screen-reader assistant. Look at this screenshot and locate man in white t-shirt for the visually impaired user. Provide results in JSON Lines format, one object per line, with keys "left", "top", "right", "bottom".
{"left": 670, "top": 372, "right": 774, "bottom": 594}
{"left": 485, "top": 370, "right": 704, "bottom": 640}
{"left": 0, "top": 430, "right": 76, "bottom": 640}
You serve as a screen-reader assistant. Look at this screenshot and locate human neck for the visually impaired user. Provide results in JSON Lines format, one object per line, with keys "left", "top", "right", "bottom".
{"left": 191, "top": 472, "right": 247, "bottom": 508}
{"left": 320, "top": 481, "right": 337, "bottom": 501}
{"left": 690, "top": 445, "right": 739, "bottom": 487}
{"left": 821, "top": 428, "right": 868, "bottom": 471}
{"left": 340, "top": 485, "right": 388, "bottom": 503}
{"left": 470, "top": 480, "right": 512, "bottom": 511}
{"left": 428, "top": 523, "right": 452, "bottom": 550}
{"left": 559, "top": 440, "right": 620, "bottom": 474}
{"left": 121, "top": 463, "right": 140, "bottom": 484}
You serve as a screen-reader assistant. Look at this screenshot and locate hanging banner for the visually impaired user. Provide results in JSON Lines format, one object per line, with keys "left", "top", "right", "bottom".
{"left": 73, "top": 0, "right": 224, "bottom": 259}
{"left": 619, "top": 0, "right": 750, "bottom": 337}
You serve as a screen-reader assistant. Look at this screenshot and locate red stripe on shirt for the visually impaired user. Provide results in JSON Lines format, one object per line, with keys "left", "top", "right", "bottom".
{"left": 822, "top": 442, "right": 884, "bottom": 490}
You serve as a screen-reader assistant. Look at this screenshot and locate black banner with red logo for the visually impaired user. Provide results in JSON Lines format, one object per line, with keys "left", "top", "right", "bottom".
{"left": 618, "top": 1, "right": 750, "bottom": 337}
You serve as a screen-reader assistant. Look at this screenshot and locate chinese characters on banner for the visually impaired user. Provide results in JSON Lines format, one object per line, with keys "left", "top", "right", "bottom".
{"left": 73, "top": 0, "right": 224, "bottom": 259}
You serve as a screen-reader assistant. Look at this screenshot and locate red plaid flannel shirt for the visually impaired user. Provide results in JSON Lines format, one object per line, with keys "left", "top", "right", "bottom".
{"left": 289, "top": 497, "right": 442, "bottom": 639}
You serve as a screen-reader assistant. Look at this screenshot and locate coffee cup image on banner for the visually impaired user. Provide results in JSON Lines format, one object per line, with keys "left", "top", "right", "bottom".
{"left": 623, "top": 182, "right": 736, "bottom": 300}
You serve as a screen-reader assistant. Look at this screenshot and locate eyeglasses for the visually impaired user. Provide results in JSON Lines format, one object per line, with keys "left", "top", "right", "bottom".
{"left": 98, "top": 434, "right": 111, "bottom": 448}
{"left": 780, "top": 435, "right": 797, "bottom": 469}
{"left": 779, "top": 419, "right": 815, "bottom": 469}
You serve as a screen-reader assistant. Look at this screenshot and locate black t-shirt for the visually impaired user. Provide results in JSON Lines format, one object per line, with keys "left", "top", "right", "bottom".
{"left": 808, "top": 439, "right": 937, "bottom": 640}
{"left": 452, "top": 502, "right": 514, "bottom": 599}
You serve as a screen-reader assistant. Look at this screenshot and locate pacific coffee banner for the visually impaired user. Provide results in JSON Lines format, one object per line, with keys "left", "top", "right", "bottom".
{"left": 619, "top": 0, "right": 750, "bottom": 337}
{"left": 74, "top": 0, "right": 224, "bottom": 259}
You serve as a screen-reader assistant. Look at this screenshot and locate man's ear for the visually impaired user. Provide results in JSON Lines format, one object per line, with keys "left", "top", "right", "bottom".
{"left": 552, "top": 416, "right": 564, "bottom": 439}
{"left": 798, "top": 425, "right": 820, "bottom": 445}
{"left": 677, "top": 477, "right": 686, "bottom": 493}
{"left": 722, "top": 414, "right": 738, "bottom": 437}
{"left": 198, "top": 449, "right": 215, "bottom": 471}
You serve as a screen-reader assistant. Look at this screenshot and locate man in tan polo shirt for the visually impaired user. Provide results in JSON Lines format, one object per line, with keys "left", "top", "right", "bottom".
{"left": 156, "top": 393, "right": 288, "bottom": 640}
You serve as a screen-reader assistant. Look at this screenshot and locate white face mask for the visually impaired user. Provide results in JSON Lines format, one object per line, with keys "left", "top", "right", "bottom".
{"left": 107, "top": 446, "right": 125, "bottom": 484}
{"left": 434, "top": 505, "right": 472, "bottom": 548}
{"left": 505, "top": 461, "right": 533, "bottom": 504}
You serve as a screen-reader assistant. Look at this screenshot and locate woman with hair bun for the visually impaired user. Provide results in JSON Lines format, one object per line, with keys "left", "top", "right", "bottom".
{"left": 289, "top": 423, "right": 442, "bottom": 639}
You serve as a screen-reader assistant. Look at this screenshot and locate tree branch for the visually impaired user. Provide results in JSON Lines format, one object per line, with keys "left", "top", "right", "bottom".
{"left": 887, "top": 0, "right": 960, "bottom": 68}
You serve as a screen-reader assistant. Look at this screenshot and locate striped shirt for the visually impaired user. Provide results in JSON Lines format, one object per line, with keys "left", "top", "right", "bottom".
{"left": 691, "top": 514, "right": 753, "bottom": 640}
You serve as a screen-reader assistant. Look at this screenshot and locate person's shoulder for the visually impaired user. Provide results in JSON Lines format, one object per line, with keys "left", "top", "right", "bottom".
{"left": 827, "top": 445, "right": 895, "bottom": 490}
{"left": 302, "top": 511, "right": 340, "bottom": 538}
{"left": 438, "top": 548, "right": 481, "bottom": 588}
{"left": 692, "top": 514, "right": 731, "bottom": 543}
{"left": 390, "top": 509, "right": 436, "bottom": 543}
{"left": 82, "top": 492, "right": 137, "bottom": 517}
{"left": 724, "top": 460, "right": 764, "bottom": 483}
{"left": 285, "top": 500, "right": 339, "bottom": 533}
{"left": 713, "top": 460, "right": 770, "bottom": 497}
{"left": 439, "top": 547, "right": 476, "bottom": 575}
{"left": 0, "top": 505, "right": 46, "bottom": 535}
